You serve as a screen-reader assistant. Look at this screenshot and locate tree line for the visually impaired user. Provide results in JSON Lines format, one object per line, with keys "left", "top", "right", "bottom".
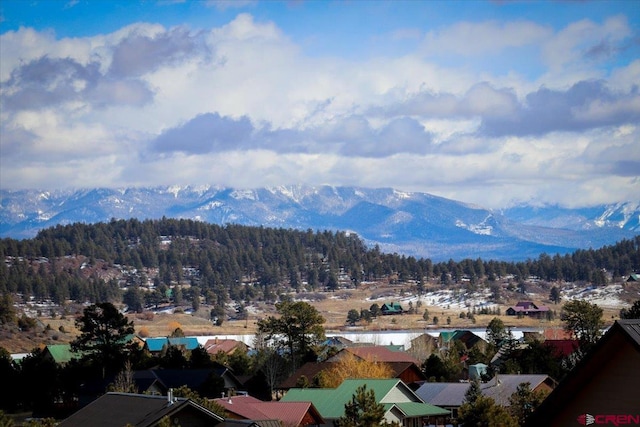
{"left": 1, "top": 218, "right": 639, "bottom": 307}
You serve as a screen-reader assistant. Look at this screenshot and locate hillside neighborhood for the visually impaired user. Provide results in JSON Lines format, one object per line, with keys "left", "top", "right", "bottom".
{"left": 1, "top": 223, "right": 639, "bottom": 426}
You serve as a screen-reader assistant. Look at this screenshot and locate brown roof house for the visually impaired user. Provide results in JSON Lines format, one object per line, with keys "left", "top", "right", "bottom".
{"left": 204, "top": 338, "right": 249, "bottom": 357}
{"left": 327, "top": 346, "right": 421, "bottom": 365}
{"left": 527, "top": 319, "right": 640, "bottom": 427}
{"left": 213, "top": 395, "right": 324, "bottom": 427}
{"left": 407, "top": 333, "right": 439, "bottom": 362}
{"left": 58, "top": 392, "right": 224, "bottom": 427}
{"left": 279, "top": 359, "right": 426, "bottom": 391}
{"left": 506, "top": 301, "right": 549, "bottom": 318}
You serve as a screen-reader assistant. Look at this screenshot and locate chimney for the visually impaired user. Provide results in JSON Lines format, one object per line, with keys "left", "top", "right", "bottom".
{"left": 167, "top": 388, "right": 174, "bottom": 406}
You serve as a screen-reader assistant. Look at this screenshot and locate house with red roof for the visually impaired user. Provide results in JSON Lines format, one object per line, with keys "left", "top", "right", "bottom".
{"left": 204, "top": 338, "right": 249, "bottom": 356}
{"left": 326, "top": 345, "right": 421, "bottom": 365}
{"left": 213, "top": 395, "right": 324, "bottom": 427}
{"left": 506, "top": 301, "right": 549, "bottom": 318}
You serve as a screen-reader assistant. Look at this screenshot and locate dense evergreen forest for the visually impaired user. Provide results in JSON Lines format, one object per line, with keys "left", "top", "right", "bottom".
{"left": 1, "top": 218, "right": 639, "bottom": 307}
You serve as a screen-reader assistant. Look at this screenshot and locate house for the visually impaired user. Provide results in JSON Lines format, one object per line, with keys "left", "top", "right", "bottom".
{"left": 42, "top": 344, "right": 82, "bottom": 365}
{"left": 407, "top": 333, "right": 439, "bottom": 361}
{"left": 57, "top": 392, "right": 223, "bottom": 427}
{"left": 506, "top": 301, "right": 549, "bottom": 318}
{"left": 281, "top": 378, "right": 449, "bottom": 427}
{"left": 626, "top": 273, "right": 640, "bottom": 282}
{"left": 278, "top": 359, "right": 426, "bottom": 391}
{"left": 43, "top": 334, "right": 142, "bottom": 364}
{"left": 322, "top": 336, "right": 354, "bottom": 348}
{"left": 204, "top": 339, "right": 249, "bottom": 357}
{"left": 135, "top": 366, "right": 243, "bottom": 398}
{"left": 326, "top": 346, "right": 421, "bottom": 365}
{"left": 543, "top": 339, "right": 579, "bottom": 358}
{"left": 438, "top": 330, "right": 488, "bottom": 353}
{"left": 380, "top": 302, "right": 404, "bottom": 315}
{"left": 416, "top": 374, "right": 556, "bottom": 419}
{"left": 527, "top": 320, "right": 640, "bottom": 427}
{"left": 144, "top": 336, "right": 200, "bottom": 354}
{"left": 468, "top": 363, "right": 488, "bottom": 380}
{"left": 543, "top": 328, "right": 573, "bottom": 340}
{"left": 213, "top": 395, "right": 325, "bottom": 426}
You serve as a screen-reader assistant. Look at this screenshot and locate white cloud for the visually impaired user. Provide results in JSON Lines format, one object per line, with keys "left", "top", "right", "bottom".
{"left": 0, "top": 9, "right": 638, "bottom": 209}
{"left": 421, "top": 20, "right": 551, "bottom": 57}
{"left": 541, "top": 15, "right": 632, "bottom": 72}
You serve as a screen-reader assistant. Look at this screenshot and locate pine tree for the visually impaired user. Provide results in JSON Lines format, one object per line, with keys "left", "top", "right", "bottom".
{"left": 335, "top": 385, "right": 393, "bottom": 427}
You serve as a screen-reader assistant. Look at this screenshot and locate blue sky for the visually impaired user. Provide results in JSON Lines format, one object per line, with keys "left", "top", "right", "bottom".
{"left": 1, "top": 0, "right": 638, "bottom": 208}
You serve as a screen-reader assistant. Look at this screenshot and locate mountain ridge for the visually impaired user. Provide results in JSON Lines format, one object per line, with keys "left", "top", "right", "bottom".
{"left": 1, "top": 185, "right": 638, "bottom": 261}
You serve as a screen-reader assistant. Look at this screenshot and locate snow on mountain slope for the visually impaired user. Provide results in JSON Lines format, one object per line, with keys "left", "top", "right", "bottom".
{"left": 1, "top": 185, "right": 637, "bottom": 261}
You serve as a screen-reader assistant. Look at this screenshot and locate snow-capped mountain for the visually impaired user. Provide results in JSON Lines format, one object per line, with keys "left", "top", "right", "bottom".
{"left": 1, "top": 185, "right": 637, "bottom": 261}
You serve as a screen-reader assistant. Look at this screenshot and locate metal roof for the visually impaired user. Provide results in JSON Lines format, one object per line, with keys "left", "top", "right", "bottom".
{"left": 416, "top": 374, "right": 554, "bottom": 407}
{"left": 618, "top": 319, "right": 640, "bottom": 347}
{"left": 282, "top": 378, "right": 448, "bottom": 419}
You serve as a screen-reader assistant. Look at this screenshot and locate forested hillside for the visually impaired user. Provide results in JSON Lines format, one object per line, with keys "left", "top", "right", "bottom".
{"left": 1, "top": 218, "right": 639, "bottom": 308}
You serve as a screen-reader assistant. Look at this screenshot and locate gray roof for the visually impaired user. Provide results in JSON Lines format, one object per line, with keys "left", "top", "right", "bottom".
{"left": 416, "top": 374, "right": 554, "bottom": 407}
{"left": 618, "top": 319, "right": 640, "bottom": 347}
{"left": 58, "top": 393, "right": 223, "bottom": 427}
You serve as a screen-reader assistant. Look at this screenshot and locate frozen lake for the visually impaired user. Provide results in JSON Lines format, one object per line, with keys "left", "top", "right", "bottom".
{"left": 187, "top": 328, "right": 535, "bottom": 349}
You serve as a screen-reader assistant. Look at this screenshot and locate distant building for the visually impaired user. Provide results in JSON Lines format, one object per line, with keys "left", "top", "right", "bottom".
{"left": 506, "top": 301, "right": 549, "bottom": 318}
{"left": 439, "top": 330, "right": 488, "bottom": 353}
{"left": 204, "top": 338, "right": 248, "bottom": 356}
{"left": 380, "top": 302, "right": 404, "bottom": 315}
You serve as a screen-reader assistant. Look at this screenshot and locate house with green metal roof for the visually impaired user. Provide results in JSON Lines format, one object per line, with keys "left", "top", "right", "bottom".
{"left": 380, "top": 302, "right": 404, "bottom": 315}
{"left": 281, "top": 378, "right": 449, "bottom": 426}
{"left": 42, "top": 344, "right": 82, "bottom": 364}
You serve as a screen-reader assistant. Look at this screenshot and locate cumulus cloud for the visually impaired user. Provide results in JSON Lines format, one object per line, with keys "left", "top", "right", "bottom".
{"left": 0, "top": 7, "right": 638, "bottom": 208}
{"left": 0, "top": 55, "right": 154, "bottom": 112}
{"left": 109, "top": 27, "right": 205, "bottom": 77}
{"left": 541, "top": 15, "right": 632, "bottom": 71}
{"left": 1, "top": 57, "right": 102, "bottom": 110}
{"left": 421, "top": 20, "right": 551, "bottom": 57}
{"left": 478, "top": 80, "right": 640, "bottom": 136}
{"left": 151, "top": 113, "right": 254, "bottom": 154}
{"left": 149, "top": 113, "right": 434, "bottom": 158}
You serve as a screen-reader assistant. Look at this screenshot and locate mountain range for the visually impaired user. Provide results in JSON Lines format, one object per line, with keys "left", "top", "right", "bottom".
{"left": 1, "top": 185, "right": 638, "bottom": 261}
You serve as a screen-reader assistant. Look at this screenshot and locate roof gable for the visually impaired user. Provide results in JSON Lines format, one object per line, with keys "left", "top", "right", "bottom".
{"left": 44, "top": 344, "right": 81, "bottom": 364}
{"left": 528, "top": 320, "right": 640, "bottom": 426}
{"left": 144, "top": 337, "right": 168, "bottom": 352}
{"left": 283, "top": 379, "right": 448, "bottom": 420}
{"left": 330, "top": 346, "right": 421, "bottom": 364}
{"left": 58, "top": 392, "right": 223, "bottom": 427}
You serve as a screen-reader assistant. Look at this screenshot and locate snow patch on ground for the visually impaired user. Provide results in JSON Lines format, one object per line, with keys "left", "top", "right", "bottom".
{"left": 370, "top": 289, "right": 499, "bottom": 310}
{"left": 561, "top": 284, "right": 630, "bottom": 308}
